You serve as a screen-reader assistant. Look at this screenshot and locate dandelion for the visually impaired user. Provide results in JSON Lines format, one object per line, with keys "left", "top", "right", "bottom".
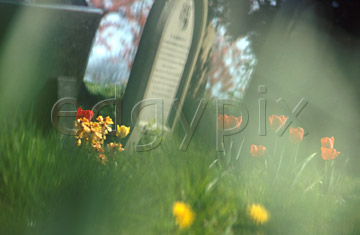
{"left": 247, "top": 204, "right": 269, "bottom": 225}
{"left": 116, "top": 125, "right": 130, "bottom": 138}
{"left": 250, "top": 144, "right": 266, "bottom": 157}
{"left": 269, "top": 115, "right": 287, "bottom": 131}
{"left": 289, "top": 127, "right": 304, "bottom": 142}
{"left": 172, "top": 201, "right": 195, "bottom": 229}
{"left": 217, "top": 114, "right": 242, "bottom": 129}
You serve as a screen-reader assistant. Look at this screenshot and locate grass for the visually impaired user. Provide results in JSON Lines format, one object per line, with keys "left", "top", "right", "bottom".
{"left": 84, "top": 81, "right": 126, "bottom": 99}
{"left": 1, "top": 86, "right": 360, "bottom": 234}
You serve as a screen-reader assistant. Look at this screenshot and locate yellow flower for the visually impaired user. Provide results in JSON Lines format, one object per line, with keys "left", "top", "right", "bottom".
{"left": 94, "top": 130, "right": 102, "bottom": 139}
{"left": 118, "top": 143, "right": 124, "bottom": 152}
{"left": 107, "top": 142, "right": 115, "bottom": 149}
{"left": 172, "top": 201, "right": 195, "bottom": 229}
{"left": 107, "top": 142, "right": 124, "bottom": 152}
{"left": 80, "top": 117, "right": 90, "bottom": 123}
{"left": 91, "top": 122, "right": 101, "bottom": 132}
{"left": 105, "top": 125, "right": 112, "bottom": 133}
{"left": 75, "top": 114, "right": 125, "bottom": 161}
{"left": 98, "top": 154, "right": 107, "bottom": 164}
{"left": 247, "top": 204, "right": 269, "bottom": 225}
{"left": 81, "top": 122, "right": 91, "bottom": 133}
{"left": 105, "top": 116, "right": 114, "bottom": 125}
{"left": 116, "top": 125, "right": 130, "bottom": 138}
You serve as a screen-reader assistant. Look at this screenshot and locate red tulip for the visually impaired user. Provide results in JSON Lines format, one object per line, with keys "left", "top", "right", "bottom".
{"left": 250, "top": 144, "right": 266, "bottom": 158}
{"left": 320, "top": 137, "right": 340, "bottom": 160}
{"left": 218, "top": 114, "right": 242, "bottom": 129}
{"left": 269, "top": 115, "right": 287, "bottom": 131}
{"left": 321, "top": 137, "right": 334, "bottom": 149}
{"left": 76, "top": 107, "right": 94, "bottom": 121}
{"left": 289, "top": 127, "right": 304, "bottom": 142}
{"left": 321, "top": 147, "right": 340, "bottom": 160}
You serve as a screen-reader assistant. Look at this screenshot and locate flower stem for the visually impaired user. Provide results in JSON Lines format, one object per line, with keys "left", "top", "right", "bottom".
{"left": 292, "top": 152, "right": 317, "bottom": 188}
{"left": 327, "top": 160, "right": 335, "bottom": 193}
{"left": 274, "top": 137, "right": 279, "bottom": 156}
{"left": 273, "top": 144, "right": 286, "bottom": 185}
{"left": 294, "top": 142, "right": 300, "bottom": 165}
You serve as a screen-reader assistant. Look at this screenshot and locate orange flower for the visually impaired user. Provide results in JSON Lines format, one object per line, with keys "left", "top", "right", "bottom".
{"left": 107, "top": 142, "right": 124, "bottom": 152}
{"left": 96, "top": 115, "right": 104, "bottom": 122}
{"left": 321, "top": 147, "right": 340, "bottom": 160}
{"left": 98, "top": 154, "right": 107, "bottom": 164}
{"left": 289, "top": 127, "right": 304, "bottom": 142}
{"left": 320, "top": 137, "right": 340, "bottom": 160}
{"left": 105, "top": 116, "right": 114, "bottom": 125}
{"left": 321, "top": 137, "right": 334, "bottom": 149}
{"left": 76, "top": 107, "right": 93, "bottom": 121}
{"left": 218, "top": 114, "right": 242, "bottom": 129}
{"left": 269, "top": 115, "right": 287, "bottom": 131}
{"left": 250, "top": 144, "right": 266, "bottom": 157}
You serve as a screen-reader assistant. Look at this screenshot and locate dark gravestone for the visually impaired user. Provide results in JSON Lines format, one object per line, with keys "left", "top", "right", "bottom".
{"left": 121, "top": 0, "right": 209, "bottom": 150}
{"left": 0, "top": 1, "right": 102, "bottom": 127}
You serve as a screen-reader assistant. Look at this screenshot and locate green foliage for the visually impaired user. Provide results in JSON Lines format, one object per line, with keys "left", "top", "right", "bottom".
{"left": 0, "top": 109, "right": 360, "bottom": 234}
{"left": 84, "top": 82, "right": 125, "bottom": 99}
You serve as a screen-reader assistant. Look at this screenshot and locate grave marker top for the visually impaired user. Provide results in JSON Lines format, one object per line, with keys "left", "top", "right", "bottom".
{"left": 121, "top": 0, "right": 208, "bottom": 149}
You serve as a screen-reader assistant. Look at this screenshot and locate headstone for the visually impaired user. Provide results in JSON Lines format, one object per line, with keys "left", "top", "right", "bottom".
{"left": 0, "top": 1, "right": 102, "bottom": 127}
{"left": 121, "top": 0, "right": 209, "bottom": 150}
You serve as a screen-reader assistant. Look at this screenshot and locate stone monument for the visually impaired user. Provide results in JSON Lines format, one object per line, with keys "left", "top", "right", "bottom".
{"left": 121, "top": 0, "right": 210, "bottom": 150}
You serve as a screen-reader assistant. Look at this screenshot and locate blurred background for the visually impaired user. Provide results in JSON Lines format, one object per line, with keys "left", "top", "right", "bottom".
{"left": 0, "top": 0, "right": 360, "bottom": 234}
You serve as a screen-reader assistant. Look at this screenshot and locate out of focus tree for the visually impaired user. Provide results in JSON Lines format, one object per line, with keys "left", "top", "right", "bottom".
{"left": 84, "top": 0, "right": 260, "bottom": 98}
{"left": 204, "top": 0, "right": 278, "bottom": 98}
{"left": 207, "top": 0, "right": 360, "bottom": 98}
{"left": 210, "top": 0, "right": 360, "bottom": 52}
{"left": 85, "top": 0, "right": 153, "bottom": 84}
{"left": 206, "top": 32, "right": 256, "bottom": 98}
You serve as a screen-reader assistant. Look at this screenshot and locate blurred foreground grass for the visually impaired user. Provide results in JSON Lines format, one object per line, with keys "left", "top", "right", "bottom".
{"left": 1, "top": 97, "right": 360, "bottom": 234}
